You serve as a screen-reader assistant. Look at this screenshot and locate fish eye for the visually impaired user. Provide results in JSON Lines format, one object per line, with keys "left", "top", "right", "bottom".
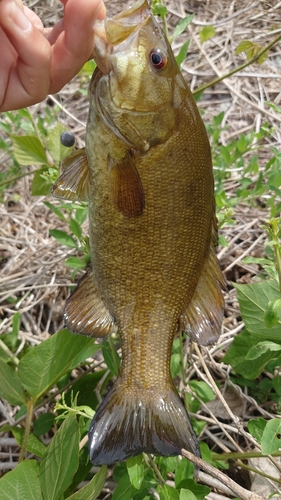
{"left": 149, "top": 49, "right": 167, "bottom": 70}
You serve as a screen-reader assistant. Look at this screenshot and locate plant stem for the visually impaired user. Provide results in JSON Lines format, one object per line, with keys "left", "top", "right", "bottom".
{"left": 144, "top": 454, "right": 166, "bottom": 485}
{"left": 19, "top": 398, "right": 34, "bottom": 462}
{"left": 212, "top": 450, "right": 281, "bottom": 461}
{"left": 193, "top": 33, "right": 281, "bottom": 96}
{"left": 0, "top": 168, "right": 43, "bottom": 188}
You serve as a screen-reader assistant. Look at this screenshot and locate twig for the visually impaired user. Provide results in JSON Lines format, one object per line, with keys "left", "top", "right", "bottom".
{"left": 181, "top": 448, "right": 264, "bottom": 500}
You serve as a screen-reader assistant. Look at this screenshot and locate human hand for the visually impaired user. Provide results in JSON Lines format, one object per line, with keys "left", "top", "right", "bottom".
{"left": 0, "top": 0, "right": 106, "bottom": 112}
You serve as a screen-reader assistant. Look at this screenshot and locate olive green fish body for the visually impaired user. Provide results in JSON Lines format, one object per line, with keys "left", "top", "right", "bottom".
{"left": 52, "top": 0, "right": 224, "bottom": 465}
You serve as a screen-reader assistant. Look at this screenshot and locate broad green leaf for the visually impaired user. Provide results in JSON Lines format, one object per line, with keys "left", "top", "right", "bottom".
{"left": 48, "top": 123, "right": 72, "bottom": 163}
{"left": 65, "top": 256, "right": 86, "bottom": 270}
{"left": 199, "top": 25, "right": 216, "bottom": 44}
{"left": 126, "top": 455, "right": 145, "bottom": 490}
{"left": 70, "top": 218, "right": 83, "bottom": 240}
{"left": 102, "top": 339, "right": 120, "bottom": 376}
{"left": 157, "top": 484, "right": 180, "bottom": 500}
{"left": 188, "top": 380, "right": 215, "bottom": 402}
{"left": 235, "top": 40, "right": 254, "bottom": 55}
{"left": 18, "top": 329, "right": 100, "bottom": 400}
{"left": 175, "top": 457, "right": 194, "bottom": 488}
{"left": 33, "top": 412, "right": 55, "bottom": 436}
{"left": 49, "top": 229, "right": 77, "bottom": 248}
{"left": 261, "top": 419, "right": 281, "bottom": 454}
{"left": 179, "top": 490, "right": 197, "bottom": 500}
{"left": 248, "top": 418, "right": 267, "bottom": 444}
{"left": 246, "top": 341, "right": 281, "bottom": 360}
{"left": 179, "top": 481, "right": 210, "bottom": 500}
{"left": 0, "top": 360, "right": 26, "bottom": 405}
{"left": 112, "top": 472, "right": 137, "bottom": 500}
{"left": 175, "top": 40, "right": 190, "bottom": 67}
{"left": 11, "top": 135, "right": 48, "bottom": 165}
{"left": 67, "top": 465, "right": 107, "bottom": 500}
{"left": 9, "top": 425, "right": 46, "bottom": 458}
{"left": 40, "top": 415, "right": 79, "bottom": 500}
{"left": 235, "top": 280, "right": 281, "bottom": 340}
{"left": 0, "top": 460, "right": 42, "bottom": 500}
{"left": 171, "top": 352, "right": 181, "bottom": 378}
{"left": 223, "top": 329, "right": 280, "bottom": 379}
{"left": 264, "top": 299, "right": 281, "bottom": 328}
{"left": 31, "top": 169, "right": 51, "bottom": 196}
{"left": 172, "top": 15, "right": 194, "bottom": 41}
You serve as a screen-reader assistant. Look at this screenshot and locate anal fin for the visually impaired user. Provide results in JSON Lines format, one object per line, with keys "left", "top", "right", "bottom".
{"left": 64, "top": 265, "right": 116, "bottom": 337}
{"left": 180, "top": 246, "right": 225, "bottom": 346}
{"left": 52, "top": 149, "right": 89, "bottom": 202}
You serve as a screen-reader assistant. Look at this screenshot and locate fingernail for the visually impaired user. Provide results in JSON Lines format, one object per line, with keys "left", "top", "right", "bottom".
{"left": 9, "top": 1, "right": 32, "bottom": 32}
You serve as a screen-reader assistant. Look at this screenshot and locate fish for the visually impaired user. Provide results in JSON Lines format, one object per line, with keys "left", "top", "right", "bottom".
{"left": 52, "top": 0, "right": 224, "bottom": 466}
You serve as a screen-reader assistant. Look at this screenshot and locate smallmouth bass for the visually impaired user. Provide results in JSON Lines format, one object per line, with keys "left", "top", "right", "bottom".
{"left": 52, "top": 0, "right": 224, "bottom": 465}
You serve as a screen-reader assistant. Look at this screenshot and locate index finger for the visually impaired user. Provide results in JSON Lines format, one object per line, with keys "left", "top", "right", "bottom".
{"left": 49, "top": 0, "right": 106, "bottom": 94}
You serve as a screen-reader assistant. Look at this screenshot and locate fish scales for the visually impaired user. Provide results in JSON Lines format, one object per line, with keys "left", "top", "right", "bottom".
{"left": 52, "top": 0, "right": 224, "bottom": 465}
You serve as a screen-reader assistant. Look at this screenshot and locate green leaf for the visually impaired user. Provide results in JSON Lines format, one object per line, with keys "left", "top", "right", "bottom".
{"left": 31, "top": 169, "right": 52, "bottom": 196}
{"left": 223, "top": 329, "right": 280, "bottom": 379}
{"left": 11, "top": 311, "right": 21, "bottom": 347}
{"left": 126, "top": 455, "right": 145, "bottom": 490}
{"left": 152, "top": 3, "right": 168, "bottom": 18}
{"left": 112, "top": 472, "right": 138, "bottom": 500}
{"left": 261, "top": 419, "right": 281, "bottom": 454}
{"left": 179, "top": 482, "right": 210, "bottom": 500}
{"left": 171, "top": 15, "right": 194, "bottom": 41}
{"left": 175, "top": 457, "right": 194, "bottom": 488}
{"left": 49, "top": 229, "right": 78, "bottom": 248}
{"left": 33, "top": 412, "right": 55, "bottom": 436}
{"left": 9, "top": 425, "right": 46, "bottom": 458}
{"left": 102, "top": 339, "right": 120, "bottom": 377}
{"left": 44, "top": 201, "right": 67, "bottom": 222}
{"left": 246, "top": 341, "right": 281, "bottom": 360}
{"left": 48, "top": 123, "right": 72, "bottom": 163}
{"left": 67, "top": 465, "right": 107, "bottom": 500}
{"left": 0, "top": 360, "right": 26, "bottom": 405}
{"left": 179, "top": 490, "right": 197, "bottom": 500}
{"left": 235, "top": 280, "right": 281, "bottom": 340}
{"left": 40, "top": 415, "right": 79, "bottom": 500}
{"left": 0, "top": 460, "right": 42, "bottom": 500}
{"left": 248, "top": 418, "right": 267, "bottom": 444}
{"left": 65, "top": 256, "right": 86, "bottom": 270}
{"left": 157, "top": 484, "right": 180, "bottom": 500}
{"left": 235, "top": 40, "right": 254, "bottom": 55}
{"left": 264, "top": 299, "right": 281, "bottom": 328}
{"left": 171, "top": 352, "right": 181, "bottom": 378}
{"left": 199, "top": 25, "right": 216, "bottom": 44}
{"left": 175, "top": 40, "right": 190, "bottom": 67}
{"left": 18, "top": 329, "right": 100, "bottom": 400}
{"left": 188, "top": 380, "right": 215, "bottom": 403}
{"left": 11, "top": 135, "right": 48, "bottom": 165}
{"left": 70, "top": 218, "right": 83, "bottom": 240}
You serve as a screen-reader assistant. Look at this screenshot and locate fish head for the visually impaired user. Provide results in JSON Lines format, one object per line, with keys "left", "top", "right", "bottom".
{"left": 91, "top": 0, "right": 186, "bottom": 152}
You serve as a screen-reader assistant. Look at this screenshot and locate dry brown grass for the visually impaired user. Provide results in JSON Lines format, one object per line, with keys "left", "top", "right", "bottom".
{"left": 1, "top": 0, "right": 281, "bottom": 497}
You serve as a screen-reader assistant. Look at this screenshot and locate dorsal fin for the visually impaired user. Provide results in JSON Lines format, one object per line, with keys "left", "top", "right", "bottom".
{"left": 109, "top": 151, "right": 145, "bottom": 217}
{"left": 64, "top": 265, "right": 116, "bottom": 337}
{"left": 52, "top": 149, "right": 89, "bottom": 202}
{"left": 179, "top": 235, "right": 225, "bottom": 346}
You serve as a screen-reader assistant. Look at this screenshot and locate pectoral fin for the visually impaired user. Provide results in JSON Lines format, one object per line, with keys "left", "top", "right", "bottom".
{"left": 52, "top": 149, "right": 89, "bottom": 202}
{"left": 180, "top": 242, "right": 225, "bottom": 346}
{"left": 64, "top": 266, "right": 116, "bottom": 337}
{"left": 109, "top": 151, "right": 145, "bottom": 217}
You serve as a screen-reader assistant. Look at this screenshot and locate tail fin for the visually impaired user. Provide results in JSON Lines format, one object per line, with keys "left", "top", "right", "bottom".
{"left": 89, "top": 379, "right": 199, "bottom": 465}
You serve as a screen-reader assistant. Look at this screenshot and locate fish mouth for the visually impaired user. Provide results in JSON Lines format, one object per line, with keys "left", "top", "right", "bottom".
{"left": 92, "top": 0, "right": 150, "bottom": 73}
